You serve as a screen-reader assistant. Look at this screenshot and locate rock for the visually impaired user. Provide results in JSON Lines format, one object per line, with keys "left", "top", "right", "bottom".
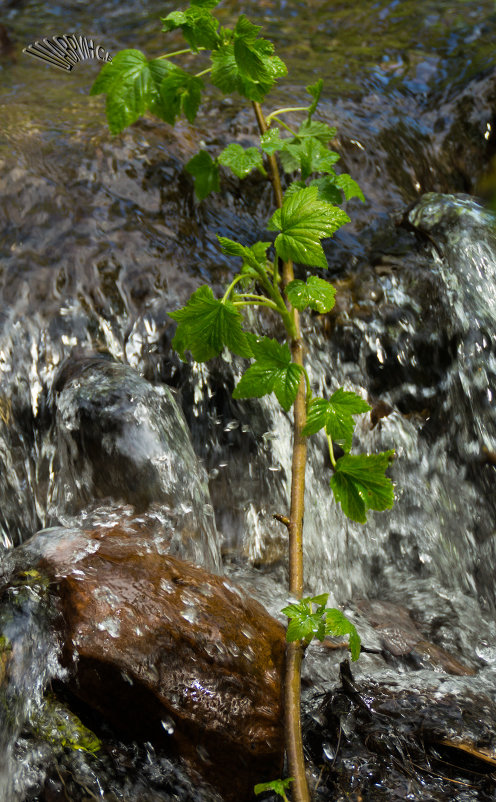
{"left": 357, "top": 599, "right": 475, "bottom": 675}
{"left": 50, "top": 354, "right": 220, "bottom": 570}
{"left": 304, "top": 661, "right": 496, "bottom": 801}
{"left": 21, "top": 523, "right": 286, "bottom": 801}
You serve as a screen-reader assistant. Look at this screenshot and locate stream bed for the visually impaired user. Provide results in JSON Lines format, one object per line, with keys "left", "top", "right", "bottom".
{"left": 1, "top": 1, "right": 496, "bottom": 800}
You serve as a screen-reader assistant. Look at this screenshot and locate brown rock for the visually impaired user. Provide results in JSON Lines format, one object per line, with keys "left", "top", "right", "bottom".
{"left": 357, "top": 599, "right": 475, "bottom": 675}
{"left": 22, "top": 523, "right": 285, "bottom": 801}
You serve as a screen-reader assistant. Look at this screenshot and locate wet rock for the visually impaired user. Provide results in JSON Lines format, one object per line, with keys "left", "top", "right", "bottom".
{"left": 358, "top": 599, "right": 475, "bottom": 675}
{"left": 20, "top": 523, "right": 286, "bottom": 802}
{"left": 304, "top": 662, "right": 496, "bottom": 801}
{"left": 50, "top": 354, "right": 220, "bottom": 570}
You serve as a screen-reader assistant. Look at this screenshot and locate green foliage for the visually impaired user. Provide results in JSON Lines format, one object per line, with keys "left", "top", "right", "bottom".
{"left": 282, "top": 594, "right": 361, "bottom": 660}
{"left": 89, "top": 12, "right": 396, "bottom": 795}
{"left": 330, "top": 450, "right": 395, "bottom": 524}
{"left": 162, "top": 5, "right": 221, "bottom": 51}
{"left": 218, "top": 143, "right": 266, "bottom": 178}
{"left": 233, "top": 335, "right": 303, "bottom": 411}
{"left": 185, "top": 151, "right": 220, "bottom": 199}
{"left": 285, "top": 276, "right": 336, "bottom": 313}
{"left": 169, "top": 285, "right": 253, "bottom": 361}
{"left": 254, "top": 777, "right": 294, "bottom": 802}
{"left": 303, "top": 390, "right": 370, "bottom": 452}
{"left": 268, "top": 186, "right": 350, "bottom": 269}
{"left": 90, "top": 50, "right": 176, "bottom": 134}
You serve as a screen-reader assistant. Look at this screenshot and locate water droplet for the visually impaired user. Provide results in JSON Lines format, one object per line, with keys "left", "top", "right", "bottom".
{"left": 161, "top": 717, "right": 175, "bottom": 735}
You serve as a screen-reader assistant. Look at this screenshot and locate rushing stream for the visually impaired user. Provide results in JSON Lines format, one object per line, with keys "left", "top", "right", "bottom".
{"left": 1, "top": 0, "right": 496, "bottom": 799}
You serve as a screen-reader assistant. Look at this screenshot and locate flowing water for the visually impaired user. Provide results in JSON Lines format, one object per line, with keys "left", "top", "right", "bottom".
{"left": 1, "top": 0, "right": 496, "bottom": 799}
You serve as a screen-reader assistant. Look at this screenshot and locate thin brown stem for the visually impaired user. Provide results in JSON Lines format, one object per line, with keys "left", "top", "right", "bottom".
{"left": 253, "top": 99, "right": 310, "bottom": 802}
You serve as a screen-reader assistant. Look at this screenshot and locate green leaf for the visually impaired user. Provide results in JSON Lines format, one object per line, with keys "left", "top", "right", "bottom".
{"left": 211, "top": 45, "right": 240, "bottom": 95}
{"left": 254, "top": 778, "right": 294, "bottom": 802}
{"left": 306, "top": 78, "right": 323, "bottom": 117}
{"left": 285, "top": 276, "right": 336, "bottom": 313}
{"left": 303, "top": 390, "right": 371, "bottom": 451}
{"left": 324, "top": 609, "right": 361, "bottom": 661}
{"left": 218, "top": 143, "right": 265, "bottom": 178}
{"left": 267, "top": 186, "right": 350, "bottom": 269}
{"left": 283, "top": 595, "right": 359, "bottom": 656}
{"left": 159, "top": 69, "right": 204, "bottom": 124}
{"left": 185, "top": 150, "right": 220, "bottom": 200}
{"left": 311, "top": 175, "right": 342, "bottom": 205}
{"left": 334, "top": 173, "right": 365, "bottom": 202}
{"left": 233, "top": 15, "right": 274, "bottom": 83}
{"left": 297, "top": 118, "right": 337, "bottom": 144}
{"left": 283, "top": 138, "right": 340, "bottom": 180}
{"left": 90, "top": 50, "right": 175, "bottom": 134}
{"left": 161, "top": 6, "right": 220, "bottom": 51}
{"left": 191, "top": 0, "right": 219, "bottom": 7}
{"left": 330, "top": 450, "right": 395, "bottom": 524}
{"left": 169, "top": 285, "right": 253, "bottom": 362}
{"left": 259, "top": 126, "right": 287, "bottom": 156}
{"left": 217, "top": 236, "right": 270, "bottom": 271}
{"left": 232, "top": 335, "right": 303, "bottom": 411}
{"left": 211, "top": 42, "right": 286, "bottom": 102}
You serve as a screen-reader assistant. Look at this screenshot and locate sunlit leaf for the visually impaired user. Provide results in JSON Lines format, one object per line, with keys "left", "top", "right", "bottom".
{"left": 233, "top": 335, "right": 303, "bottom": 411}
{"left": 285, "top": 276, "right": 336, "bottom": 313}
{"left": 218, "top": 143, "right": 266, "bottom": 178}
{"left": 324, "top": 609, "right": 361, "bottom": 661}
{"left": 267, "top": 185, "right": 350, "bottom": 268}
{"left": 90, "top": 50, "right": 176, "bottom": 134}
{"left": 330, "top": 450, "right": 395, "bottom": 523}
{"left": 161, "top": 6, "right": 220, "bottom": 51}
{"left": 303, "top": 390, "right": 371, "bottom": 451}
{"left": 306, "top": 78, "right": 323, "bottom": 117}
{"left": 169, "top": 285, "right": 253, "bottom": 361}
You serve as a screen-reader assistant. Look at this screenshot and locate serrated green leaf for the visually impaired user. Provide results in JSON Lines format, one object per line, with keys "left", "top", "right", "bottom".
{"left": 283, "top": 138, "right": 340, "bottom": 180}
{"left": 90, "top": 50, "right": 176, "bottom": 134}
{"left": 254, "top": 778, "right": 294, "bottom": 801}
{"left": 306, "top": 78, "right": 323, "bottom": 117}
{"left": 303, "top": 390, "right": 370, "bottom": 451}
{"left": 217, "top": 236, "right": 270, "bottom": 272}
{"left": 211, "top": 41, "right": 286, "bottom": 102}
{"left": 185, "top": 150, "right": 220, "bottom": 200}
{"left": 308, "top": 593, "right": 329, "bottom": 607}
{"left": 334, "top": 173, "right": 365, "bottom": 202}
{"left": 162, "top": 6, "right": 220, "bottom": 51}
{"left": 233, "top": 15, "right": 274, "bottom": 83}
{"left": 169, "top": 285, "right": 253, "bottom": 362}
{"left": 211, "top": 45, "right": 240, "bottom": 94}
{"left": 260, "top": 127, "right": 287, "bottom": 155}
{"left": 218, "top": 143, "right": 265, "bottom": 178}
{"left": 324, "top": 609, "right": 361, "bottom": 660}
{"left": 267, "top": 186, "right": 350, "bottom": 269}
{"left": 158, "top": 69, "right": 204, "bottom": 124}
{"left": 284, "top": 181, "right": 307, "bottom": 199}
{"left": 285, "top": 276, "right": 336, "bottom": 313}
{"left": 330, "top": 450, "right": 395, "bottom": 523}
{"left": 297, "top": 118, "right": 337, "bottom": 144}
{"left": 311, "top": 175, "right": 342, "bottom": 204}
{"left": 232, "top": 335, "right": 303, "bottom": 412}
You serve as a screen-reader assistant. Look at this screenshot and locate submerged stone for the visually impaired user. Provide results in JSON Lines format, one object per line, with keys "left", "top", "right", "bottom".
{"left": 50, "top": 354, "right": 220, "bottom": 570}
{"left": 20, "top": 523, "right": 285, "bottom": 801}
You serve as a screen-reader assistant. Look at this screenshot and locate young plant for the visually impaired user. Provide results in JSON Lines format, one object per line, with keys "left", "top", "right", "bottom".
{"left": 255, "top": 777, "right": 294, "bottom": 802}
{"left": 89, "top": 4, "right": 395, "bottom": 800}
